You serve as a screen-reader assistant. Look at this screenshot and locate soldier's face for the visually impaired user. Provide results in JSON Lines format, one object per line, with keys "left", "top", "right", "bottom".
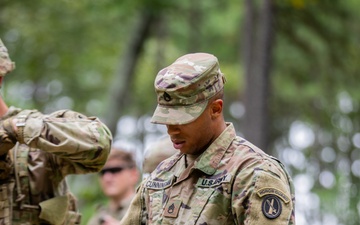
{"left": 99, "top": 159, "right": 138, "bottom": 198}
{"left": 166, "top": 102, "right": 218, "bottom": 155}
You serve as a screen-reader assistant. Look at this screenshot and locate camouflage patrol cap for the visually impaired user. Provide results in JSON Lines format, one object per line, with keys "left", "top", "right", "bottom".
{"left": 0, "top": 39, "right": 15, "bottom": 77}
{"left": 151, "top": 53, "right": 226, "bottom": 125}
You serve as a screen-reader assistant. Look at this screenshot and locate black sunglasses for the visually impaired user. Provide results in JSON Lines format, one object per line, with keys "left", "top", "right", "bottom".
{"left": 99, "top": 167, "right": 128, "bottom": 176}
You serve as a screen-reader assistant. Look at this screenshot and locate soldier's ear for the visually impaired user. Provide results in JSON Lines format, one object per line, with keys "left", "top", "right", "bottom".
{"left": 210, "top": 99, "right": 223, "bottom": 119}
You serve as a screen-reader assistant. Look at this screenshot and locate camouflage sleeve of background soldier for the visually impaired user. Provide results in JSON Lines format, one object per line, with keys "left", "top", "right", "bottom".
{"left": 120, "top": 180, "right": 147, "bottom": 225}
{"left": 231, "top": 162, "right": 295, "bottom": 225}
{"left": 13, "top": 108, "right": 112, "bottom": 173}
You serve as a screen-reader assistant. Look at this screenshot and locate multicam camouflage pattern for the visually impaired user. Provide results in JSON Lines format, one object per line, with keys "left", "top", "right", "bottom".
{"left": 142, "top": 136, "right": 178, "bottom": 175}
{"left": 0, "top": 106, "right": 112, "bottom": 225}
{"left": 151, "top": 53, "right": 226, "bottom": 125}
{"left": 86, "top": 195, "right": 135, "bottom": 225}
{"left": 121, "top": 123, "right": 295, "bottom": 225}
{"left": 0, "top": 39, "right": 15, "bottom": 77}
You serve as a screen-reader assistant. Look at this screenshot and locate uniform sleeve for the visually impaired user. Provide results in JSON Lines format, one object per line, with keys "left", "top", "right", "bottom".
{"left": 120, "top": 181, "right": 146, "bottom": 225}
{"left": 17, "top": 109, "right": 112, "bottom": 173}
{"left": 231, "top": 161, "right": 295, "bottom": 225}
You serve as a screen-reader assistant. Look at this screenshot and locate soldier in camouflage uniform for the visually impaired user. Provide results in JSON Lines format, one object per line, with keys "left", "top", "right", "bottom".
{"left": 87, "top": 149, "right": 139, "bottom": 225}
{"left": 120, "top": 53, "right": 296, "bottom": 225}
{"left": 0, "top": 38, "right": 113, "bottom": 225}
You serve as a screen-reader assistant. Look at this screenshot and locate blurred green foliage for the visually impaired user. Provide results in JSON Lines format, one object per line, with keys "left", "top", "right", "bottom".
{"left": 1, "top": 0, "right": 360, "bottom": 224}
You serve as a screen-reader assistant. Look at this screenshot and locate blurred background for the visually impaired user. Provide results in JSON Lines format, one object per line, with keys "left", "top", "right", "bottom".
{"left": 1, "top": 0, "right": 359, "bottom": 224}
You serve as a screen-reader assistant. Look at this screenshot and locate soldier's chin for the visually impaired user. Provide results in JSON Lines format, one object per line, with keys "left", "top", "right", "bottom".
{"left": 106, "top": 191, "right": 121, "bottom": 198}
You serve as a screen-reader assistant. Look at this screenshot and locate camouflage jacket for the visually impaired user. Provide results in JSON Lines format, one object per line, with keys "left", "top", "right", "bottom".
{"left": 0, "top": 106, "right": 112, "bottom": 225}
{"left": 86, "top": 194, "right": 135, "bottom": 225}
{"left": 121, "top": 123, "right": 295, "bottom": 225}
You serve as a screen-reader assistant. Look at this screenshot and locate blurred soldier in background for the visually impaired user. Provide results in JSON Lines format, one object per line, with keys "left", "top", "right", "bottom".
{"left": 97, "top": 137, "right": 176, "bottom": 225}
{"left": 121, "top": 53, "right": 296, "bottom": 224}
{"left": 0, "top": 38, "right": 112, "bottom": 225}
{"left": 87, "top": 148, "right": 139, "bottom": 225}
{"left": 142, "top": 135, "right": 178, "bottom": 179}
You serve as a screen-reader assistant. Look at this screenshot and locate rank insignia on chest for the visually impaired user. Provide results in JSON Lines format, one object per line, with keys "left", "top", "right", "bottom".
{"left": 163, "top": 199, "right": 182, "bottom": 218}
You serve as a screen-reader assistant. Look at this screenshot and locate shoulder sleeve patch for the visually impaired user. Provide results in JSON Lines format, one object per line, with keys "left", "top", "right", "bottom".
{"left": 261, "top": 195, "right": 282, "bottom": 219}
{"left": 257, "top": 187, "right": 290, "bottom": 204}
{"left": 247, "top": 170, "right": 294, "bottom": 223}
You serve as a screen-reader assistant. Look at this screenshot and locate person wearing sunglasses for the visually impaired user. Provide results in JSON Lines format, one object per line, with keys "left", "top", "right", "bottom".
{"left": 87, "top": 148, "right": 140, "bottom": 225}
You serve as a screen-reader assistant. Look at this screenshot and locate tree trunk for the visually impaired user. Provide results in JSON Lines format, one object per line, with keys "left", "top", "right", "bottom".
{"left": 105, "top": 9, "right": 156, "bottom": 135}
{"left": 242, "top": 0, "right": 274, "bottom": 151}
{"left": 188, "top": 0, "right": 202, "bottom": 52}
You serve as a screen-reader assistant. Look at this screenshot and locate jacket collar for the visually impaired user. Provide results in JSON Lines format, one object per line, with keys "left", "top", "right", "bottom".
{"left": 194, "top": 123, "right": 236, "bottom": 175}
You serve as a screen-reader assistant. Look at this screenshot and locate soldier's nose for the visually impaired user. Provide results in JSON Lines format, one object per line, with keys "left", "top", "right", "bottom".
{"left": 166, "top": 125, "right": 181, "bottom": 135}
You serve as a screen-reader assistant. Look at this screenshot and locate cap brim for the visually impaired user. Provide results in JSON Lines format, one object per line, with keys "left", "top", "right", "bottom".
{"left": 150, "top": 100, "right": 208, "bottom": 125}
